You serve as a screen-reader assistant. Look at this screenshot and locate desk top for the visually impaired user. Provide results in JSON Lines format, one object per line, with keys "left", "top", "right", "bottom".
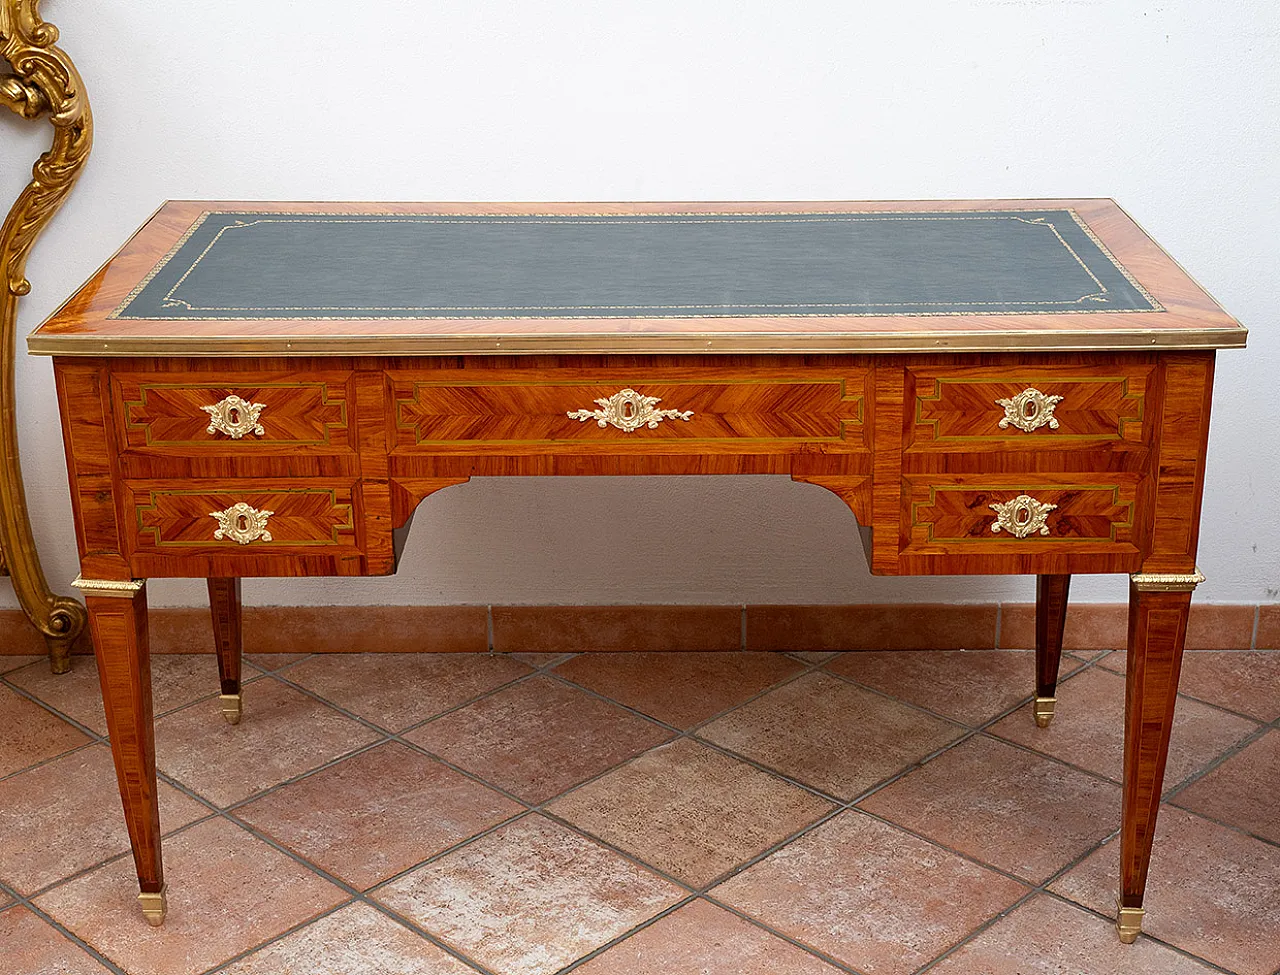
{"left": 28, "top": 199, "right": 1246, "bottom": 356}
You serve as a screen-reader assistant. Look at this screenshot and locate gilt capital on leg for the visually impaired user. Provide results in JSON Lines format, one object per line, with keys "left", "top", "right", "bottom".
{"left": 71, "top": 576, "right": 146, "bottom": 598}
{"left": 1129, "top": 568, "right": 1205, "bottom": 593}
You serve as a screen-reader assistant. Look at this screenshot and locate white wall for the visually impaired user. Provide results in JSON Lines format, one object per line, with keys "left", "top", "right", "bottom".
{"left": 2, "top": 0, "right": 1277, "bottom": 611}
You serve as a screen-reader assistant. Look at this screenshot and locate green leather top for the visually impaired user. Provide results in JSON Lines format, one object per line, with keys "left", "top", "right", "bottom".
{"left": 113, "top": 209, "right": 1159, "bottom": 321}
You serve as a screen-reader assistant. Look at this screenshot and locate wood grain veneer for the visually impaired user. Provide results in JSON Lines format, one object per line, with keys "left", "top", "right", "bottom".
{"left": 27, "top": 200, "right": 1246, "bottom": 356}
{"left": 41, "top": 200, "right": 1240, "bottom": 941}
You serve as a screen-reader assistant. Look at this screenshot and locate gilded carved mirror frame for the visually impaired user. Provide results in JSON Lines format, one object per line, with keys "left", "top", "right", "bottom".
{"left": 1, "top": 0, "right": 91, "bottom": 672}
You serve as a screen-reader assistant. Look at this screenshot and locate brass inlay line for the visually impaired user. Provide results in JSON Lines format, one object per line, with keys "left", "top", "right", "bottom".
{"left": 913, "top": 375, "right": 1146, "bottom": 443}
{"left": 911, "top": 483, "right": 1135, "bottom": 546}
{"left": 395, "top": 378, "right": 864, "bottom": 447}
{"left": 123, "top": 381, "right": 348, "bottom": 447}
{"left": 134, "top": 487, "right": 355, "bottom": 548}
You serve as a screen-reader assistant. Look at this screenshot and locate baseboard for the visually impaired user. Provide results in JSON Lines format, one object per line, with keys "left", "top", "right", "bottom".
{"left": 3, "top": 602, "right": 1275, "bottom": 657}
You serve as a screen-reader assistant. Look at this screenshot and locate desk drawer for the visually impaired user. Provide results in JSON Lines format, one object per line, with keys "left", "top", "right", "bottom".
{"left": 124, "top": 480, "right": 361, "bottom": 556}
{"left": 389, "top": 372, "right": 868, "bottom": 453}
{"left": 112, "top": 372, "right": 356, "bottom": 470}
{"left": 906, "top": 363, "right": 1152, "bottom": 452}
{"left": 903, "top": 473, "right": 1142, "bottom": 557}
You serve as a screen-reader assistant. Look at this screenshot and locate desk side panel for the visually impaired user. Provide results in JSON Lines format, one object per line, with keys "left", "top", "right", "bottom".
{"left": 54, "top": 359, "right": 132, "bottom": 579}
{"left": 1138, "top": 352, "right": 1216, "bottom": 574}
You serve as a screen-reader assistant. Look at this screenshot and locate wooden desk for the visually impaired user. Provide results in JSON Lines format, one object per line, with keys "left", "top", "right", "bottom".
{"left": 29, "top": 200, "right": 1246, "bottom": 939}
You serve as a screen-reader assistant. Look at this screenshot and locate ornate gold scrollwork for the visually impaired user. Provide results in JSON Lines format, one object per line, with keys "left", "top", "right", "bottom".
{"left": 567, "top": 388, "right": 693, "bottom": 433}
{"left": 210, "top": 503, "right": 275, "bottom": 545}
{"left": 996, "top": 387, "right": 1064, "bottom": 433}
{"left": 989, "top": 495, "right": 1057, "bottom": 538}
{"left": 202, "top": 395, "right": 266, "bottom": 439}
{"left": 2, "top": 0, "right": 93, "bottom": 672}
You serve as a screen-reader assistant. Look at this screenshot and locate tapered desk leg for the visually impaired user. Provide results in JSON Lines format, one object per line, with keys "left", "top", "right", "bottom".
{"left": 73, "top": 576, "right": 166, "bottom": 926}
{"left": 208, "top": 578, "right": 243, "bottom": 725}
{"left": 1033, "top": 574, "right": 1070, "bottom": 728}
{"left": 1116, "top": 570, "right": 1201, "bottom": 943}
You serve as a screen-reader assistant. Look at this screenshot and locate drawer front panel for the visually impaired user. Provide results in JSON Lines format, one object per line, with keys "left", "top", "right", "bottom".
{"left": 113, "top": 373, "right": 355, "bottom": 456}
{"left": 390, "top": 373, "right": 868, "bottom": 453}
{"left": 907, "top": 364, "right": 1151, "bottom": 451}
{"left": 904, "top": 474, "right": 1141, "bottom": 557}
{"left": 126, "top": 481, "right": 361, "bottom": 556}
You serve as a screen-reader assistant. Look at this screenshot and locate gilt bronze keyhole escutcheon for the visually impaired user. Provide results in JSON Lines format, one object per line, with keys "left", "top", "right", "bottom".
{"left": 996, "top": 388, "right": 1064, "bottom": 433}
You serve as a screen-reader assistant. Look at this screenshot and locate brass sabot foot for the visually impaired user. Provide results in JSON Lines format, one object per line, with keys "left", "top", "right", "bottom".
{"left": 1033, "top": 696, "right": 1057, "bottom": 728}
{"left": 1116, "top": 901, "right": 1144, "bottom": 944}
{"left": 219, "top": 692, "right": 242, "bottom": 725}
{"left": 138, "top": 885, "right": 167, "bottom": 926}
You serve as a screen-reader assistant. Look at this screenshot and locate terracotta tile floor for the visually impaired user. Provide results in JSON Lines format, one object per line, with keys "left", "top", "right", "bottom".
{"left": 1, "top": 647, "right": 1277, "bottom": 975}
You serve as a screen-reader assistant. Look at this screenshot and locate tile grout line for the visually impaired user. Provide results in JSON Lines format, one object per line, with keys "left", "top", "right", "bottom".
{"left": 0, "top": 737, "right": 102, "bottom": 786}
{"left": 0, "top": 647, "right": 1100, "bottom": 905}
{"left": 550, "top": 895, "right": 704, "bottom": 975}
{"left": 1162, "top": 720, "right": 1274, "bottom": 802}
{"left": 10, "top": 648, "right": 1277, "bottom": 975}
{"left": 139, "top": 769, "right": 505, "bottom": 975}
{"left": 195, "top": 654, "right": 1006, "bottom": 973}
{"left": 196, "top": 896, "right": 363, "bottom": 975}
{"left": 1090, "top": 652, "right": 1277, "bottom": 725}
{"left": 908, "top": 886, "right": 1045, "bottom": 975}
{"left": 908, "top": 796, "right": 1247, "bottom": 975}
{"left": 1036, "top": 890, "right": 1244, "bottom": 975}
{"left": 14, "top": 649, "right": 1273, "bottom": 886}
{"left": 0, "top": 879, "right": 132, "bottom": 975}
{"left": 699, "top": 892, "right": 878, "bottom": 975}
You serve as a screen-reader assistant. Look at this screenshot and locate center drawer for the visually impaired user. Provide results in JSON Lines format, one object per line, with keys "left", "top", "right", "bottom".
{"left": 388, "top": 371, "right": 869, "bottom": 454}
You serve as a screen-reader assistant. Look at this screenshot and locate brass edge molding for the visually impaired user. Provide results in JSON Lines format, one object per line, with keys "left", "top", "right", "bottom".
{"left": 1130, "top": 568, "right": 1206, "bottom": 592}
{"left": 71, "top": 575, "right": 145, "bottom": 598}
{"left": 26, "top": 326, "right": 1250, "bottom": 358}
{"left": 2, "top": 0, "right": 92, "bottom": 671}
